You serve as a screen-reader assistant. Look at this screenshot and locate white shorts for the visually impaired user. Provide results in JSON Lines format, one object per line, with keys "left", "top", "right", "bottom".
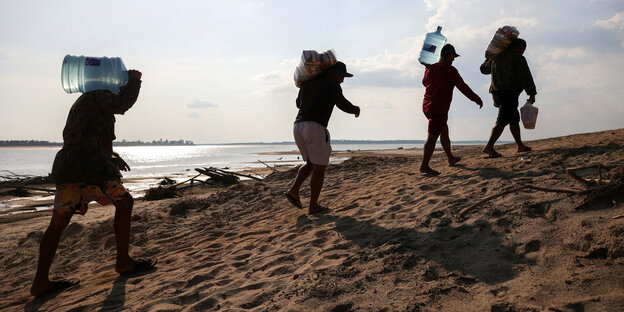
{"left": 293, "top": 121, "right": 332, "bottom": 166}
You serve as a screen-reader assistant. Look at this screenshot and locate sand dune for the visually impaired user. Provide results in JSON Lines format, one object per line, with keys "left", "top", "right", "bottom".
{"left": 1, "top": 129, "right": 623, "bottom": 311}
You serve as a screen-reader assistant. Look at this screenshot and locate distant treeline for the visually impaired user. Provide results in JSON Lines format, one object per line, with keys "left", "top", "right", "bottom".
{"left": 0, "top": 139, "right": 195, "bottom": 147}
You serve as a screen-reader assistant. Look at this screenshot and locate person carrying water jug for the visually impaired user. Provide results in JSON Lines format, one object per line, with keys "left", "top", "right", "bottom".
{"left": 480, "top": 38, "right": 537, "bottom": 157}
{"left": 420, "top": 44, "right": 483, "bottom": 176}
{"left": 30, "top": 69, "right": 156, "bottom": 297}
{"left": 284, "top": 61, "right": 360, "bottom": 214}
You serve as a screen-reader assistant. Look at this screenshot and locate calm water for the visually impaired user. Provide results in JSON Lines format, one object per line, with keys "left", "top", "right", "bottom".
{"left": 0, "top": 143, "right": 422, "bottom": 213}
{"left": 0, "top": 143, "right": 422, "bottom": 179}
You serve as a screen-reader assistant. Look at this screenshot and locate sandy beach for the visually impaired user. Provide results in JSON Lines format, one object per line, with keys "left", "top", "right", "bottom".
{"left": 1, "top": 128, "right": 623, "bottom": 311}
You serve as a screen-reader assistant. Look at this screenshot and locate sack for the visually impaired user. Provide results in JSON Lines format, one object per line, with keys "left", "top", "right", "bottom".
{"left": 485, "top": 26, "right": 519, "bottom": 57}
{"left": 520, "top": 100, "right": 538, "bottom": 129}
{"left": 293, "top": 49, "right": 337, "bottom": 88}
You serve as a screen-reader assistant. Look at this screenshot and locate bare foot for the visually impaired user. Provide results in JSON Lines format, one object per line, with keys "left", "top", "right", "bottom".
{"left": 482, "top": 147, "right": 498, "bottom": 156}
{"left": 448, "top": 156, "right": 461, "bottom": 166}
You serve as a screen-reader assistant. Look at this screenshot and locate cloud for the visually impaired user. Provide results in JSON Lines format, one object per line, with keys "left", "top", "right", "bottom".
{"left": 187, "top": 100, "right": 218, "bottom": 109}
{"left": 594, "top": 12, "right": 624, "bottom": 30}
{"left": 252, "top": 71, "right": 281, "bottom": 81}
{"left": 188, "top": 112, "right": 200, "bottom": 118}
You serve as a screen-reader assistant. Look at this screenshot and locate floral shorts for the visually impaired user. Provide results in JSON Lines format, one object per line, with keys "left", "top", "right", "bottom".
{"left": 54, "top": 180, "right": 129, "bottom": 215}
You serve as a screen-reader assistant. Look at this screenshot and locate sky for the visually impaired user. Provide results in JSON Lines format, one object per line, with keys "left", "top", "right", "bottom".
{"left": 1, "top": 0, "right": 623, "bottom": 144}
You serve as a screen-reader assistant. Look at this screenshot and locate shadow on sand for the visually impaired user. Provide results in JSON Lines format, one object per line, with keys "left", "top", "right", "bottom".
{"left": 297, "top": 213, "right": 532, "bottom": 285}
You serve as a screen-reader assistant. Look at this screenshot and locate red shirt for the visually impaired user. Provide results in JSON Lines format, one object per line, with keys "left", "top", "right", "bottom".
{"left": 422, "top": 63, "right": 480, "bottom": 114}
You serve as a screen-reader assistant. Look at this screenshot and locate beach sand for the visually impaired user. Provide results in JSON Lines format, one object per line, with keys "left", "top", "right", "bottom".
{"left": 1, "top": 129, "right": 623, "bottom": 311}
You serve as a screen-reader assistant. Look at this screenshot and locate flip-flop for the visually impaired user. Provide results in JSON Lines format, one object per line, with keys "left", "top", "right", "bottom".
{"left": 35, "top": 278, "right": 80, "bottom": 297}
{"left": 309, "top": 205, "right": 330, "bottom": 215}
{"left": 119, "top": 258, "right": 157, "bottom": 276}
{"left": 421, "top": 170, "right": 441, "bottom": 176}
{"left": 284, "top": 193, "right": 303, "bottom": 209}
{"left": 517, "top": 146, "right": 532, "bottom": 153}
{"left": 484, "top": 152, "right": 503, "bottom": 159}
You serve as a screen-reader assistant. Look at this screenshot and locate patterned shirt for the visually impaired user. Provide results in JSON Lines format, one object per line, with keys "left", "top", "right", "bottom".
{"left": 51, "top": 78, "right": 141, "bottom": 184}
{"left": 480, "top": 50, "right": 537, "bottom": 95}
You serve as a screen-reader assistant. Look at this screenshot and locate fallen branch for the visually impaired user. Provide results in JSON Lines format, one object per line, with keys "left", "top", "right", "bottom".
{"left": 460, "top": 185, "right": 578, "bottom": 217}
{"left": 258, "top": 160, "right": 276, "bottom": 171}
{"left": 0, "top": 184, "right": 55, "bottom": 193}
{"left": 567, "top": 163, "right": 624, "bottom": 188}
{"left": 209, "top": 167, "right": 263, "bottom": 181}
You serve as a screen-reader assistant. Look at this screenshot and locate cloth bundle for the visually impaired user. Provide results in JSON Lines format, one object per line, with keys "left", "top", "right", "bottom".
{"left": 293, "top": 49, "right": 337, "bottom": 88}
{"left": 485, "top": 26, "right": 519, "bottom": 57}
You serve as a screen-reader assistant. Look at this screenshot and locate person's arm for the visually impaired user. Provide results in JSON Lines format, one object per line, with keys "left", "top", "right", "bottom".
{"left": 332, "top": 84, "right": 360, "bottom": 116}
{"left": 101, "top": 70, "right": 142, "bottom": 115}
{"left": 452, "top": 68, "right": 483, "bottom": 108}
{"left": 517, "top": 56, "right": 537, "bottom": 100}
{"left": 111, "top": 152, "right": 130, "bottom": 171}
{"left": 480, "top": 58, "right": 493, "bottom": 75}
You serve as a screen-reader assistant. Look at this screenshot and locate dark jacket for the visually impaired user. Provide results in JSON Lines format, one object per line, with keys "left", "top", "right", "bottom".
{"left": 294, "top": 74, "right": 359, "bottom": 128}
{"left": 51, "top": 78, "right": 141, "bottom": 184}
{"left": 480, "top": 50, "right": 537, "bottom": 95}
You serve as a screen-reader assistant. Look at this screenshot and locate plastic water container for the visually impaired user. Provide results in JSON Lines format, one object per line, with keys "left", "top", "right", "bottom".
{"left": 61, "top": 55, "right": 128, "bottom": 94}
{"left": 418, "top": 26, "right": 447, "bottom": 65}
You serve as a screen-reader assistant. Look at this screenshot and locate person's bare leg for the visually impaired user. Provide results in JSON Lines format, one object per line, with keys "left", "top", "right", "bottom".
{"left": 509, "top": 123, "right": 531, "bottom": 152}
{"left": 483, "top": 124, "right": 505, "bottom": 155}
{"left": 420, "top": 133, "right": 440, "bottom": 174}
{"left": 113, "top": 193, "right": 137, "bottom": 273}
{"left": 439, "top": 124, "right": 460, "bottom": 165}
{"left": 308, "top": 164, "right": 327, "bottom": 213}
{"left": 287, "top": 161, "right": 312, "bottom": 202}
{"left": 30, "top": 210, "right": 74, "bottom": 296}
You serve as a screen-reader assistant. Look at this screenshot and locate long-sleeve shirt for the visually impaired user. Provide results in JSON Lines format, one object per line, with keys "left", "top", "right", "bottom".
{"left": 295, "top": 74, "right": 360, "bottom": 128}
{"left": 480, "top": 50, "right": 537, "bottom": 95}
{"left": 422, "top": 62, "right": 481, "bottom": 114}
{"left": 51, "top": 78, "right": 141, "bottom": 184}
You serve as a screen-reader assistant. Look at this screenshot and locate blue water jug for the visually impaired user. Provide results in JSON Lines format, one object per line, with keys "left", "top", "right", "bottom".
{"left": 418, "top": 26, "right": 447, "bottom": 65}
{"left": 61, "top": 55, "right": 129, "bottom": 94}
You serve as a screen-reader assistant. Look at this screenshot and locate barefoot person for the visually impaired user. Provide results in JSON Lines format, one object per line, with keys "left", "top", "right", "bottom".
{"left": 420, "top": 44, "right": 483, "bottom": 175}
{"left": 285, "top": 61, "right": 360, "bottom": 214}
{"left": 480, "top": 38, "right": 537, "bottom": 157}
{"left": 30, "top": 69, "right": 156, "bottom": 297}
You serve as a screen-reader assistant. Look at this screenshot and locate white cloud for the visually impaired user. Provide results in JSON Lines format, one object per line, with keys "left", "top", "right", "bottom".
{"left": 188, "top": 112, "right": 200, "bottom": 118}
{"left": 252, "top": 71, "right": 282, "bottom": 80}
{"left": 187, "top": 100, "right": 218, "bottom": 109}
{"left": 594, "top": 12, "right": 624, "bottom": 30}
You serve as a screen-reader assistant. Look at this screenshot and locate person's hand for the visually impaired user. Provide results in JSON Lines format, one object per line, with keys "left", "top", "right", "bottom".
{"left": 476, "top": 98, "right": 483, "bottom": 109}
{"left": 112, "top": 157, "right": 131, "bottom": 172}
{"left": 355, "top": 107, "right": 360, "bottom": 118}
{"left": 128, "top": 69, "right": 142, "bottom": 80}
{"left": 528, "top": 94, "right": 536, "bottom": 104}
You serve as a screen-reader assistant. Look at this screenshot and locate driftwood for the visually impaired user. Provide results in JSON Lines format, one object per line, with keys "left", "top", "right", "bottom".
{"left": 0, "top": 184, "right": 55, "bottom": 193}
{"left": 459, "top": 185, "right": 578, "bottom": 217}
{"left": 462, "top": 163, "right": 624, "bottom": 216}
{"left": 195, "top": 167, "right": 240, "bottom": 184}
{"left": 0, "top": 170, "right": 51, "bottom": 186}
{"left": 567, "top": 163, "right": 624, "bottom": 187}
{"left": 258, "top": 160, "right": 277, "bottom": 174}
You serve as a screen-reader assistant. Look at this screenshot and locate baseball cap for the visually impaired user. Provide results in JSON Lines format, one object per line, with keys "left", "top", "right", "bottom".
{"left": 441, "top": 44, "right": 460, "bottom": 57}
{"left": 327, "top": 61, "right": 353, "bottom": 77}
